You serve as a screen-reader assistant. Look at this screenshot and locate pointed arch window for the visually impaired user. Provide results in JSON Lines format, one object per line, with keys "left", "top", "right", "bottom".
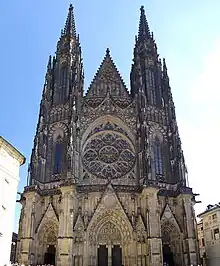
{"left": 60, "top": 66, "right": 67, "bottom": 87}
{"left": 146, "top": 69, "right": 155, "bottom": 88}
{"left": 153, "top": 137, "right": 163, "bottom": 176}
{"left": 59, "top": 65, "right": 67, "bottom": 103}
{"left": 53, "top": 136, "right": 63, "bottom": 174}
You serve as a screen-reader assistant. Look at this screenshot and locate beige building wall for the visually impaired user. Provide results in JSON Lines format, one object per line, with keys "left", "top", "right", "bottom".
{"left": 0, "top": 136, "right": 25, "bottom": 266}
{"left": 198, "top": 205, "right": 220, "bottom": 266}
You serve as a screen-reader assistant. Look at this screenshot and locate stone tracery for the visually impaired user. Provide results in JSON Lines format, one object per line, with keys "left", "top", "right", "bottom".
{"left": 82, "top": 131, "right": 135, "bottom": 179}
{"left": 97, "top": 221, "right": 122, "bottom": 244}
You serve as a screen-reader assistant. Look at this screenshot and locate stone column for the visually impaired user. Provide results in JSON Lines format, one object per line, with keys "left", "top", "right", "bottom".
{"left": 142, "top": 187, "right": 162, "bottom": 266}
{"left": 108, "top": 244, "right": 112, "bottom": 266}
{"left": 57, "top": 186, "right": 75, "bottom": 266}
{"left": 17, "top": 190, "right": 37, "bottom": 265}
{"left": 178, "top": 194, "right": 198, "bottom": 266}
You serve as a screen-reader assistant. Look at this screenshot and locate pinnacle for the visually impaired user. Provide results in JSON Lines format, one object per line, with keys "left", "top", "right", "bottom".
{"left": 69, "top": 3, "right": 73, "bottom": 10}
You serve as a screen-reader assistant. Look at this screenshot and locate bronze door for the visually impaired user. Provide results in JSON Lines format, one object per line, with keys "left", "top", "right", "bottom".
{"left": 44, "top": 245, "right": 56, "bottom": 265}
{"left": 112, "top": 245, "right": 122, "bottom": 266}
{"left": 98, "top": 245, "right": 108, "bottom": 266}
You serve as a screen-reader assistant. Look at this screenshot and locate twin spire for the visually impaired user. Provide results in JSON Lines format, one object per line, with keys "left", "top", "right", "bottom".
{"left": 61, "top": 4, "right": 151, "bottom": 43}
{"left": 58, "top": 4, "right": 168, "bottom": 93}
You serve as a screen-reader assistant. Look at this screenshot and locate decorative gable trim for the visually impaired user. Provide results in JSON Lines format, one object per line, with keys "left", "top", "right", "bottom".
{"left": 85, "top": 48, "right": 130, "bottom": 99}
{"left": 35, "top": 202, "right": 59, "bottom": 233}
{"left": 160, "top": 203, "right": 182, "bottom": 233}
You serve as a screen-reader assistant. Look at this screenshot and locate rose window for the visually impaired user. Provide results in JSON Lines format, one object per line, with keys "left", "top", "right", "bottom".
{"left": 82, "top": 132, "right": 135, "bottom": 179}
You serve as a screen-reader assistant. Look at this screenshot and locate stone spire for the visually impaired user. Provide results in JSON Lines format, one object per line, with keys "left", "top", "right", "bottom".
{"left": 63, "top": 4, "right": 76, "bottom": 39}
{"left": 137, "top": 6, "right": 151, "bottom": 43}
{"left": 29, "top": 5, "right": 84, "bottom": 185}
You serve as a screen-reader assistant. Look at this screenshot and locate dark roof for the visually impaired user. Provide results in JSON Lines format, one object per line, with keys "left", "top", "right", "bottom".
{"left": 197, "top": 204, "right": 220, "bottom": 218}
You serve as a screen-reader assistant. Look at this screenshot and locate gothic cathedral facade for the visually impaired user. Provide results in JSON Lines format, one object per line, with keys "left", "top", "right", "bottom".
{"left": 16, "top": 5, "right": 199, "bottom": 266}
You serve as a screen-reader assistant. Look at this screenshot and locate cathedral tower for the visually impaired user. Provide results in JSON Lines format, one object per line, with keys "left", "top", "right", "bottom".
{"left": 17, "top": 5, "right": 199, "bottom": 266}
{"left": 29, "top": 4, "right": 84, "bottom": 185}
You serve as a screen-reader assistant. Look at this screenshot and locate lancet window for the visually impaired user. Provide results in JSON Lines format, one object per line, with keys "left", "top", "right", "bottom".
{"left": 53, "top": 135, "right": 63, "bottom": 174}
{"left": 153, "top": 137, "right": 163, "bottom": 176}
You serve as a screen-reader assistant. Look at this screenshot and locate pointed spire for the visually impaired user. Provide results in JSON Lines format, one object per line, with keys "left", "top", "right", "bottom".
{"left": 138, "top": 6, "right": 151, "bottom": 42}
{"left": 47, "top": 55, "right": 52, "bottom": 71}
{"left": 63, "top": 4, "right": 76, "bottom": 38}
{"left": 163, "top": 58, "right": 169, "bottom": 79}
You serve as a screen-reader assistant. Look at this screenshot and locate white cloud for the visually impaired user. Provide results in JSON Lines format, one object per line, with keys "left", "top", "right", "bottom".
{"left": 179, "top": 38, "right": 220, "bottom": 216}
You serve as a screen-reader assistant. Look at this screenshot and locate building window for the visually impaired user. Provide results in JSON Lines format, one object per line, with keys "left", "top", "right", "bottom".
{"left": 53, "top": 137, "right": 63, "bottom": 174}
{"left": 214, "top": 228, "right": 219, "bottom": 240}
{"left": 212, "top": 213, "right": 217, "bottom": 219}
{"left": 201, "top": 227, "right": 203, "bottom": 231}
{"left": 60, "top": 66, "right": 67, "bottom": 87}
{"left": 202, "top": 238, "right": 205, "bottom": 246}
{"left": 153, "top": 137, "right": 163, "bottom": 176}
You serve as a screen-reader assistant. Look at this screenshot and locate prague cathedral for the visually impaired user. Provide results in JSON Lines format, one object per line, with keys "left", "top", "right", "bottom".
{"left": 16, "top": 5, "right": 199, "bottom": 266}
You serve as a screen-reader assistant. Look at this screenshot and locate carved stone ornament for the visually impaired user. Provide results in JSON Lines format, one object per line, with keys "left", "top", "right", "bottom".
{"left": 97, "top": 221, "right": 121, "bottom": 243}
{"left": 82, "top": 131, "right": 135, "bottom": 179}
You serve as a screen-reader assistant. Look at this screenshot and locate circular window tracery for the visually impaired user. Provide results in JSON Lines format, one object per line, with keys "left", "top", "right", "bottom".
{"left": 82, "top": 132, "right": 135, "bottom": 179}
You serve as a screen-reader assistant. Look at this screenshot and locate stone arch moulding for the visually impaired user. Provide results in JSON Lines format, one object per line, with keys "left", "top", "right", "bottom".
{"left": 49, "top": 122, "right": 68, "bottom": 139}
{"left": 148, "top": 123, "right": 167, "bottom": 142}
{"left": 97, "top": 221, "right": 122, "bottom": 245}
{"left": 88, "top": 210, "right": 133, "bottom": 245}
{"left": 37, "top": 220, "right": 59, "bottom": 246}
{"left": 81, "top": 115, "right": 135, "bottom": 145}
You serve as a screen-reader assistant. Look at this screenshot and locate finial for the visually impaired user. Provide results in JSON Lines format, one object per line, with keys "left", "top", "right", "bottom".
{"left": 69, "top": 3, "right": 73, "bottom": 10}
{"left": 47, "top": 55, "right": 52, "bottom": 70}
{"left": 106, "top": 48, "right": 110, "bottom": 56}
{"left": 163, "top": 58, "right": 167, "bottom": 70}
{"left": 163, "top": 58, "right": 169, "bottom": 79}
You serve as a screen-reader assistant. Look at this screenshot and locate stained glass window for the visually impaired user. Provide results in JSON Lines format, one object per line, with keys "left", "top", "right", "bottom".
{"left": 54, "top": 138, "right": 62, "bottom": 174}
{"left": 154, "top": 137, "right": 163, "bottom": 175}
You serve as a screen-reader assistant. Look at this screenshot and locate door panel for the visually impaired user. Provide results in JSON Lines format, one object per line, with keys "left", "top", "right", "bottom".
{"left": 112, "top": 245, "right": 122, "bottom": 266}
{"left": 98, "top": 245, "right": 108, "bottom": 266}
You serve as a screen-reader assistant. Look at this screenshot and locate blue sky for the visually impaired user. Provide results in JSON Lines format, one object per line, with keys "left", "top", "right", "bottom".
{"left": 1, "top": 1, "right": 220, "bottom": 231}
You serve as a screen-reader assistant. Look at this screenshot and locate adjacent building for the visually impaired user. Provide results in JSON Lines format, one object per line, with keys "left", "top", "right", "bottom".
{"left": 16, "top": 5, "right": 199, "bottom": 266}
{"left": 0, "top": 136, "right": 25, "bottom": 266}
{"left": 198, "top": 204, "right": 220, "bottom": 266}
{"left": 197, "top": 220, "right": 205, "bottom": 264}
{"left": 10, "top": 232, "right": 18, "bottom": 264}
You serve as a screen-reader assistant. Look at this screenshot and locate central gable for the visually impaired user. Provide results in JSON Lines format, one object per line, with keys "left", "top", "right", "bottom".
{"left": 85, "top": 48, "right": 130, "bottom": 99}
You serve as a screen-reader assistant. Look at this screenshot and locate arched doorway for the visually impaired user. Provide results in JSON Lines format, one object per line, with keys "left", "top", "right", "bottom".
{"left": 38, "top": 223, "right": 58, "bottom": 265}
{"left": 44, "top": 244, "right": 56, "bottom": 265}
{"left": 43, "top": 230, "right": 57, "bottom": 265}
{"left": 97, "top": 221, "right": 122, "bottom": 266}
{"left": 161, "top": 221, "right": 182, "bottom": 266}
